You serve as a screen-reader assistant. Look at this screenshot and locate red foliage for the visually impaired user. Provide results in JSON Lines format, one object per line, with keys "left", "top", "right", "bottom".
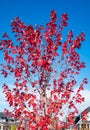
{"left": 0, "top": 10, "right": 87, "bottom": 129}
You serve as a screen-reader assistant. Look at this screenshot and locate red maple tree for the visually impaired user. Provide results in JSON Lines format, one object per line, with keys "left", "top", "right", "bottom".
{"left": 0, "top": 10, "right": 87, "bottom": 130}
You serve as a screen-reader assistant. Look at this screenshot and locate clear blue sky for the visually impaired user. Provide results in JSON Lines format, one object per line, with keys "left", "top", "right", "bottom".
{"left": 0, "top": 0, "right": 90, "bottom": 110}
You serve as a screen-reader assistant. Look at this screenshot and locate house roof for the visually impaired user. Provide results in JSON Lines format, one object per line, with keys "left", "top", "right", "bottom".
{"left": 0, "top": 112, "right": 12, "bottom": 123}
{"left": 75, "top": 106, "right": 90, "bottom": 124}
{"left": 0, "top": 112, "right": 6, "bottom": 118}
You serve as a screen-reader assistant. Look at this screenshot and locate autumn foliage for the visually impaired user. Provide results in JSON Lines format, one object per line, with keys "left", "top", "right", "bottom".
{"left": 0, "top": 10, "right": 87, "bottom": 129}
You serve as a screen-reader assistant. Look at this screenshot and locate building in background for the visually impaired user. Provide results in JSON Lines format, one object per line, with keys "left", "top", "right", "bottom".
{"left": 73, "top": 106, "right": 90, "bottom": 130}
{"left": 0, "top": 112, "right": 18, "bottom": 130}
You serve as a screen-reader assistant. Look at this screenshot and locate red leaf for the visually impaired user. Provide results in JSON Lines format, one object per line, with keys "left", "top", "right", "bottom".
{"left": 50, "top": 10, "right": 57, "bottom": 22}
{"left": 54, "top": 95, "right": 58, "bottom": 100}
{"left": 15, "top": 68, "right": 21, "bottom": 77}
{"left": 37, "top": 59, "right": 44, "bottom": 66}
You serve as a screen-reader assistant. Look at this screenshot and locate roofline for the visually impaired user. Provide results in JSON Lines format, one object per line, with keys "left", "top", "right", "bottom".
{"left": 75, "top": 106, "right": 90, "bottom": 124}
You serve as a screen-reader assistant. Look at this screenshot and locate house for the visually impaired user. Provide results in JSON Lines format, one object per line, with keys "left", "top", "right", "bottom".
{"left": 55, "top": 107, "right": 90, "bottom": 130}
{"left": 73, "top": 106, "right": 90, "bottom": 130}
{"left": 0, "top": 112, "right": 18, "bottom": 130}
{"left": 0, "top": 112, "right": 8, "bottom": 130}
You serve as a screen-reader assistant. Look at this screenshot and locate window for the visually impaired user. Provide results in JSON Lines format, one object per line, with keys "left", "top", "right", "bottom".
{"left": 81, "top": 124, "right": 86, "bottom": 130}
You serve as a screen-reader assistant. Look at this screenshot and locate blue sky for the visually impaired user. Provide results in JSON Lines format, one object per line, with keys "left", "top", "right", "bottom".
{"left": 0, "top": 0, "right": 90, "bottom": 111}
